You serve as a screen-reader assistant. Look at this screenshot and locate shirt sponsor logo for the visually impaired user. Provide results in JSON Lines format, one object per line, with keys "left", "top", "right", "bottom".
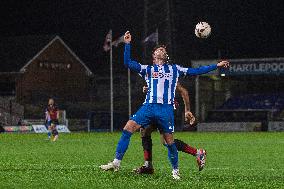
{"left": 152, "top": 72, "right": 172, "bottom": 79}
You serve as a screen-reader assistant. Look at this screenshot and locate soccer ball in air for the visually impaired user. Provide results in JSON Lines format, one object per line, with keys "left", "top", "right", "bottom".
{"left": 195, "top": 22, "right": 211, "bottom": 38}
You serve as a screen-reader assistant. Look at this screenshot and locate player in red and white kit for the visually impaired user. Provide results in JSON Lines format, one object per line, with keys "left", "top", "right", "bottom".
{"left": 45, "top": 98, "right": 59, "bottom": 141}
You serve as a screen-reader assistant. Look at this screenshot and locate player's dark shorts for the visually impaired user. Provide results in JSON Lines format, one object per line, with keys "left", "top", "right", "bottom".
{"left": 130, "top": 103, "right": 174, "bottom": 133}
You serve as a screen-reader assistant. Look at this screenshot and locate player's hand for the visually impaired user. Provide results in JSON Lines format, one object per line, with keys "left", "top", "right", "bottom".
{"left": 184, "top": 111, "right": 196, "bottom": 126}
{"left": 217, "top": 60, "right": 230, "bottom": 68}
{"left": 142, "top": 86, "right": 148, "bottom": 93}
{"left": 124, "top": 31, "right": 131, "bottom": 43}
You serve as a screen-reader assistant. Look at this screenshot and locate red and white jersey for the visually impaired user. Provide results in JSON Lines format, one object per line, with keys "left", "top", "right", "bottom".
{"left": 45, "top": 106, "right": 59, "bottom": 121}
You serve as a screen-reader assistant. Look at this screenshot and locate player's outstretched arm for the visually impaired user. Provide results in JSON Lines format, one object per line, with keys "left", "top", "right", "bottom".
{"left": 45, "top": 110, "right": 49, "bottom": 121}
{"left": 179, "top": 60, "right": 230, "bottom": 76}
{"left": 123, "top": 31, "right": 147, "bottom": 74}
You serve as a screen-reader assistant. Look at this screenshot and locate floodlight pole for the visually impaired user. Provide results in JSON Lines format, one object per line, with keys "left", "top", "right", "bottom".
{"left": 110, "top": 30, "right": 114, "bottom": 132}
{"left": 195, "top": 76, "right": 200, "bottom": 119}
{"left": 128, "top": 69, "right": 131, "bottom": 117}
{"left": 144, "top": 0, "right": 174, "bottom": 62}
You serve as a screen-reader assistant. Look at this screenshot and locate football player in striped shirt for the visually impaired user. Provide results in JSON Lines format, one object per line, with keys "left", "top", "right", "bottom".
{"left": 100, "top": 31, "right": 229, "bottom": 180}
{"left": 133, "top": 82, "right": 206, "bottom": 175}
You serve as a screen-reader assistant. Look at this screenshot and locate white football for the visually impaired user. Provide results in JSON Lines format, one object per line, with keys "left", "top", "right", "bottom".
{"left": 195, "top": 22, "right": 211, "bottom": 38}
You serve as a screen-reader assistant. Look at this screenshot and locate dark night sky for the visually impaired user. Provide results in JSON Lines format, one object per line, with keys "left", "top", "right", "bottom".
{"left": 0, "top": 0, "right": 284, "bottom": 71}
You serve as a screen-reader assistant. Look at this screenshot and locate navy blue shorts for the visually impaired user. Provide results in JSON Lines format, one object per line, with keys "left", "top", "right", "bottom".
{"left": 130, "top": 103, "right": 174, "bottom": 133}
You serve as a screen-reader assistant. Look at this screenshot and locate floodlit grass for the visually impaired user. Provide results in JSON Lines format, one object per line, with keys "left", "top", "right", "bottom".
{"left": 0, "top": 132, "right": 283, "bottom": 188}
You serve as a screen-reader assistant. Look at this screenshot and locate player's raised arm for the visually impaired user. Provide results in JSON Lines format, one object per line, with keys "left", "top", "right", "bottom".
{"left": 123, "top": 31, "right": 147, "bottom": 75}
{"left": 177, "top": 60, "right": 230, "bottom": 76}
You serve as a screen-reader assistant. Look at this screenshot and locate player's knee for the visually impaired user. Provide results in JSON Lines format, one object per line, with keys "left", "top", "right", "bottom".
{"left": 163, "top": 133, "right": 174, "bottom": 145}
{"left": 166, "top": 140, "right": 174, "bottom": 145}
{"left": 124, "top": 120, "right": 140, "bottom": 133}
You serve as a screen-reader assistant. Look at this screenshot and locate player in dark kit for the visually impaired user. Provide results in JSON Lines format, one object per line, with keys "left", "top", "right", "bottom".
{"left": 45, "top": 98, "right": 59, "bottom": 141}
{"left": 133, "top": 82, "right": 206, "bottom": 174}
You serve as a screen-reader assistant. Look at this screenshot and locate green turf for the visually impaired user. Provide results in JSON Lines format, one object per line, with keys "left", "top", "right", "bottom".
{"left": 0, "top": 132, "right": 283, "bottom": 189}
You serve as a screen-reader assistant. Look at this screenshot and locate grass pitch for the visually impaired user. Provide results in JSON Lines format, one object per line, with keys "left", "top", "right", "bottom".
{"left": 0, "top": 132, "right": 283, "bottom": 189}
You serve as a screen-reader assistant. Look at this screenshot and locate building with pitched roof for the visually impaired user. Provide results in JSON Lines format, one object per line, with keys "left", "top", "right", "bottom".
{"left": 0, "top": 35, "right": 93, "bottom": 105}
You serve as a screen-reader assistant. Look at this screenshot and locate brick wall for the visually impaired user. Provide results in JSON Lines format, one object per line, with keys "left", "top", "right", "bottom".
{"left": 16, "top": 39, "right": 92, "bottom": 104}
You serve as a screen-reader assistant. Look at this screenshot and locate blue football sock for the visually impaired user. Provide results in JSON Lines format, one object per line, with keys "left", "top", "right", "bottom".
{"left": 115, "top": 130, "right": 133, "bottom": 160}
{"left": 47, "top": 131, "right": 51, "bottom": 138}
{"left": 167, "top": 143, "right": 179, "bottom": 169}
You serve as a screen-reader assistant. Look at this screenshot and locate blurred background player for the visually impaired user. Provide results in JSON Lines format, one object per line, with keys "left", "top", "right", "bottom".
{"left": 45, "top": 98, "right": 59, "bottom": 141}
{"left": 133, "top": 82, "right": 206, "bottom": 174}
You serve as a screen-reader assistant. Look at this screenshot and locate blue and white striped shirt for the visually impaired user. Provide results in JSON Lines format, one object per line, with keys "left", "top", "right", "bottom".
{"left": 124, "top": 44, "right": 217, "bottom": 105}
